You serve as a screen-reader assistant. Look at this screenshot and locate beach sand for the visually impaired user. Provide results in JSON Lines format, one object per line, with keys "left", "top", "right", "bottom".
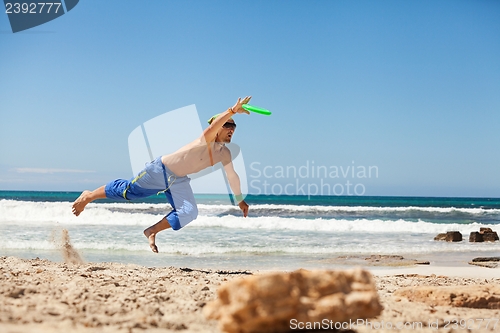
{"left": 1, "top": 255, "right": 499, "bottom": 333}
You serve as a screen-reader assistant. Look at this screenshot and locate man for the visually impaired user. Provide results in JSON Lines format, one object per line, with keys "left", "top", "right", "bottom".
{"left": 72, "top": 96, "right": 251, "bottom": 253}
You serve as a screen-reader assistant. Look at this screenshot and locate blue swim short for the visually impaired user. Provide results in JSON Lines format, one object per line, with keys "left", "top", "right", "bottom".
{"left": 104, "top": 157, "right": 198, "bottom": 230}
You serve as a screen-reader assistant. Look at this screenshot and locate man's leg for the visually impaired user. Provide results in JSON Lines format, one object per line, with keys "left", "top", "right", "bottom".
{"left": 168, "top": 177, "right": 198, "bottom": 230}
{"left": 143, "top": 217, "right": 172, "bottom": 253}
{"left": 143, "top": 177, "right": 197, "bottom": 253}
{"left": 72, "top": 186, "right": 106, "bottom": 216}
{"left": 138, "top": 161, "right": 199, "bottom": 253}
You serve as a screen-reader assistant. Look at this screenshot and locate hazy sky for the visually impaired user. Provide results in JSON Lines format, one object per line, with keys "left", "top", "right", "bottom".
{"left": 1, "top": 0, "right": 499, "bottom": 197}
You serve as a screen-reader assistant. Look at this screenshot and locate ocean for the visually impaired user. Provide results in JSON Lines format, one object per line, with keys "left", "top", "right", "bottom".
{"left": 1, "top": 191, "right": 499, "bottom": 270}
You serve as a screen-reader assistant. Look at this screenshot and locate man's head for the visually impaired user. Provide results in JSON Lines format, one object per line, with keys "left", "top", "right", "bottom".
{"left": 208, "top": 114, "right": 237, "bottom": 143}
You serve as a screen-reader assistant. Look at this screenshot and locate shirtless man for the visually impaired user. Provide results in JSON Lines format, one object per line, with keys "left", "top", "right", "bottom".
{"left": 72, "top": 96, "right": 251, "bottom": 253}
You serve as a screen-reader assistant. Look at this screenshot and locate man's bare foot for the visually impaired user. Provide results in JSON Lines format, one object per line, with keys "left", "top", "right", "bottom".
{"left": 72, "top": 190, "right": 91, "bottom": 216}
{"left": 144, "top": 229, "right": 158, "bottom": 253}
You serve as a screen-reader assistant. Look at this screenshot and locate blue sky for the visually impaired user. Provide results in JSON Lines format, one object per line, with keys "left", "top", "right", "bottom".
{"left": 1, "top": 0, "right": 499, "bottom": 197}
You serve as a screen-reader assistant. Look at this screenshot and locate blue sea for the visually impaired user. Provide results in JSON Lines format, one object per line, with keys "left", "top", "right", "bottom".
{"left": 1, "top": 191, "right": 499, "bottom": 270}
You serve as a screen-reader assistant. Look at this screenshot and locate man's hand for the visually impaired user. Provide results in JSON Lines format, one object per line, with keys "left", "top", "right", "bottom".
{"left": 238, "top": 200, "right": 249, "bottom": 217}
{"left": 231, "top": 96, "right": 252, "bottom": 114}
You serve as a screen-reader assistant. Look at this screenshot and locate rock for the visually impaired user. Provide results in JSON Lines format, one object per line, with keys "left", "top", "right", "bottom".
{"left": 394, "top": 285, "right": 500, "bottom": 309}
{"left": 469, "top": 228, "right": 498, "bottom": 242}
{"left": 482, "top": 231, "right": 499, "bottom": 242}
{"left": 479, "top": 228, "right": 498, "bottom": 241}
{"left": 469, "top": 257, "right": 500, "bottom": 268}
{"left": 469, "top": 232, "right": 483, "bottom": 242}
{"left": 471, "top": 257, "right": 500, "bottom": 262}
{"left": 7, "top": 288, "right": 25, "bottom": 299}
{"left": 204, "top": 268, "right": 382, "bottom": 333}
{"left": 434, "top": 231, "right": 462, "bottom": 242}
{"left": 446, "top": 231, "right": 462, "bottom": 241}
{"left": 469, "top": 261, "right": 499, "bottom": 268}
{"left": 434, "top": 233, "right": 446, "bottom": 241}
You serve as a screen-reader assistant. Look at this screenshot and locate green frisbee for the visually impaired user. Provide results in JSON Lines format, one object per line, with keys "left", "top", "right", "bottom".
{"left": 242, "top": 104, "right": 272, "bottom": 115}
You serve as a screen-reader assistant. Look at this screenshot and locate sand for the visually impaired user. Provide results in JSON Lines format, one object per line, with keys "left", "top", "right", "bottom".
{"left": 1, "top": 255, "right": 499, "bottom": 333}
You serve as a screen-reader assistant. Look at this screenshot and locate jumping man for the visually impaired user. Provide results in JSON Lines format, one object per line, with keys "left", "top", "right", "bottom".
{"left": 72, "top": 96, "right": 251, "bottom": 253}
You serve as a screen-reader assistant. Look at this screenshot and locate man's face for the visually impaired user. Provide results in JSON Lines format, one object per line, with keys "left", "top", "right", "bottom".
{"left": 218, "top": 120, "right": 236, "bottom": 143}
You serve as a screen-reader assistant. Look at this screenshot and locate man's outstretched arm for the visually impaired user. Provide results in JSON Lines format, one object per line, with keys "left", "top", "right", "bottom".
{"left": 223, "top": 156, "right": 249, "bottom": 217}
{"left": 201, "top": 96, "right": 251, "bottom": 142}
